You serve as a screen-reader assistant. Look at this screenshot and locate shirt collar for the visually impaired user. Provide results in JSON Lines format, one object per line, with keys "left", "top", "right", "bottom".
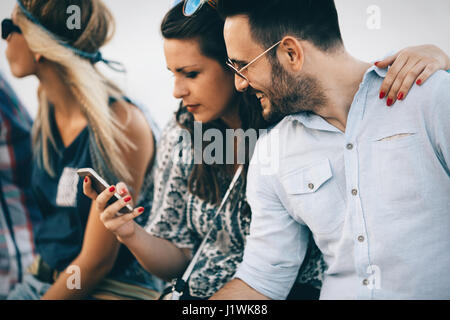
{"left": 286, "top": 112, "right": 342, "bottom": 133}
{"left": 286, "top": 62, "right": 388, "bottom": 132}
{"left": 370, "top": 64, "right": 388, "bottom": 78}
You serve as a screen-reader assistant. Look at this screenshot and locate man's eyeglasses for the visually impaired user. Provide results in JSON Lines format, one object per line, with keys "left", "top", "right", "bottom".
{"left": 183, "top": 0, "right": 217, "bottom": 16}
{"left": 226, "top": 40, "right": 282, "bottom": 83}
{"left": 1, "top": 19, "right": 22, "bottom": 40}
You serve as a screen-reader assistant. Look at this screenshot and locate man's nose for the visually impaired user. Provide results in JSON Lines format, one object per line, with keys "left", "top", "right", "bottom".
{"left": 234, "top": 74, "right": 250, "bottom": 92}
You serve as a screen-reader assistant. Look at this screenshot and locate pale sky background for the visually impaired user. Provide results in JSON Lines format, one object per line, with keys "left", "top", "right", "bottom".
{"left": 1, "top": 0, "right": 449, "bottom": 128}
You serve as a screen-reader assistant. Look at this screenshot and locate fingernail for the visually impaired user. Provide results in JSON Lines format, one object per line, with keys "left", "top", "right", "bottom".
{"left": 397, "top": 92, "right": 404, "bottom": 100}
{"left": 84, "top": 177, "right": 88, "bottom": 183}
{"left": 109, "top": 186, "right": 116, "bottom": 193}
{"left": 416, "top": 79, "right": 422, "bottom": 85}
{"left": 379, "top": 91, "right": 386, "bottom": 99}
{"left": 374, "top": 61, "right": 379, "bottom": 67}
{"left": 124, "top": 196, "right": 132, "bottom": 203}
{"left": 138, "top": 207, "right": 144, "bottom": 213}
{"left": 387, "top": 98, "right": 393, "bottom": 107}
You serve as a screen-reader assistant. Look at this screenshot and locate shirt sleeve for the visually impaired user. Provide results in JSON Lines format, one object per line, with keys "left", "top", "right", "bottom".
{"left": 234, "top": 137, "right": 310, "bottom": 300}
{"left": 145, "top": 119, "right": 198, "bottom": 250}
{"left": 428, "top": 71, "right": 450, "bottom": 174}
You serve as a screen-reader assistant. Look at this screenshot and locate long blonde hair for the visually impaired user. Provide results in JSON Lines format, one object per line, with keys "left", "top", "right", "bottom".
{"left": 15, "top": 0, "right": 136, "bottom": 184}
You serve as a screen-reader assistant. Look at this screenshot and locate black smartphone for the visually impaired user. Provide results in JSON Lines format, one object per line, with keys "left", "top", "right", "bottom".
{"left": 77, "top": 168, "right": 133, "bottom": 215}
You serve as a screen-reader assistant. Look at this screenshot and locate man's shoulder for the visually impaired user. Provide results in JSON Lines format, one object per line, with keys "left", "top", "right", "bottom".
{"left": 430, "top": 70, "right": 450, "bottom": 97}
{"left": 412, "top": 70, "right": 450, "bottom": 100}
{"left": 423, "top": 70, "right": 450, "bottom": 89}
{"left": 377, "top": 70, "right": 450, "bottom": 120}
{"left": 414, "top": 70, "right": 450, "bottom": 116}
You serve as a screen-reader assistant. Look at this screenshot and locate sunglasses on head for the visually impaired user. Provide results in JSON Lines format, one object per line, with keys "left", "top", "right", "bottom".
{"left": 183, "top": 0, "right": 217, "bottom": 16}
{"left": 1, "top": 18, "right": 22, "bottom": 40}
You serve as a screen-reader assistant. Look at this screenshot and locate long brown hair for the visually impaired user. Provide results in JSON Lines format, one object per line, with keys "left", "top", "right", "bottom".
{"left": 161, "top": 2, "right": 269, "bottom": 205}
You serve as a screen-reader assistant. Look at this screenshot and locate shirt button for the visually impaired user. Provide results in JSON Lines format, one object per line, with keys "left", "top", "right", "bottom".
{"left": 308, "top": 183, "right": 314, "bottom": 190}
{"left": 363, "top": 279, "right": 369, "bottom": 286}
{"left": 346, "top": 143, "right": 354, "bottom": 150}
{"left": 351, "top": 189, "right": 358, "bottom": 196}
{"left": 358, "top": 235, "right": 365, "bottom": 242}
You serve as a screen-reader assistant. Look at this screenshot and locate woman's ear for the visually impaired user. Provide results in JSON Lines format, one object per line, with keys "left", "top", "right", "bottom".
{"left": 277, "top": 36, "right": 304, "bottom": 72}
{"left": 34, "top": 53, "right": 43, "bottom": 63}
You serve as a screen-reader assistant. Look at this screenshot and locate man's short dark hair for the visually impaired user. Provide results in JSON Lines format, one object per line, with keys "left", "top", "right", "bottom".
{"left": 218, "top": 0, "right": 343, "bottom": 52}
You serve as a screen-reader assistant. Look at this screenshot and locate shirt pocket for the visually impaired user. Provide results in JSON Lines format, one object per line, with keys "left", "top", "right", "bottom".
{"left": 372, "top": 131, "right": 419, "bottom": 149}
{"left": 280, "top": 158, "right": 345, "bottom": 235}
{"left": 372, "top": 130, "right": 424, "bottom": 205}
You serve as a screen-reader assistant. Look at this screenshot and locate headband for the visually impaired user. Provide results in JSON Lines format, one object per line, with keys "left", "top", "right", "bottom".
{"left": 16, "top": 0, "right": 126, "bottom": 73}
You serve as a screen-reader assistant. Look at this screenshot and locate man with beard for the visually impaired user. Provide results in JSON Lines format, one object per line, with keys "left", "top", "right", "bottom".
{"left": 210, "top": 0, "right": 450, "bottom": 299}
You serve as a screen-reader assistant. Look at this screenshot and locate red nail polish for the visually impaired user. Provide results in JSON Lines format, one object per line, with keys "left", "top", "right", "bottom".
{"left": 124, "top": 196, "right": 132, "bottom": 203}
{"left": 138, "top": 207, "right": 144, "bottom": 213}
{"left": 109, "top": 186, "right": 115, "bottom": 193}
{"left": 416, "top": 79, "right": 422, "bottom": 85}
{"left": 374, "top": 61, "right": 379, "bottom": 67}
{"left": 379, "top": 91, "right": 386, "bottom": 99}
{"left": 84, "top": 177, "right": 88, "bottom": 183}
{"left": 397, "top": 92, "right": 404, "bottom": 100}
{"left": 387, "top": 98, "right": 393, "bottom": 107}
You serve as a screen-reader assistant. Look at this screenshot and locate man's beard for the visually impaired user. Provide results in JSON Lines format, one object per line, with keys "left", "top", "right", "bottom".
{"left": 262, "top": 59, "right": 327, "bottom": 123}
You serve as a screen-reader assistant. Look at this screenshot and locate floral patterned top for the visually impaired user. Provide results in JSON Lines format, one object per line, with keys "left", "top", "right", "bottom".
{"left": 145, "top": 113, "right": 324, "bottom": 298}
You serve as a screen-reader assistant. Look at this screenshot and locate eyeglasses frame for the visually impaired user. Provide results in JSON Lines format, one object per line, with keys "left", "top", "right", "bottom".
{"left": 226, "top": 40, "right": 282, "bottom": 83}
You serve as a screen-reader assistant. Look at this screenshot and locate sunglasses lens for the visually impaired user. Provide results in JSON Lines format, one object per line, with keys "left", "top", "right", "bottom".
{"left": 183, "top": 0, "right": 203, "bottom": 16}
{"left": 1, "top": 19, "right": 20, "bottom": 40}
{"left": 1, "top": 19, "right": 11, "bottom": 40}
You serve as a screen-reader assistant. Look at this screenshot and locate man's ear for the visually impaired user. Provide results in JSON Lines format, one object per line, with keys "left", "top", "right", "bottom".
{"left": 277, "top": 36, "right": 304, "bottom": 72}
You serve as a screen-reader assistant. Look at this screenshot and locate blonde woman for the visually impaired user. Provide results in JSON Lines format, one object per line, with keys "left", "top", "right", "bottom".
{"left": 3, "top": 0, "right": 161, "bottom": 299}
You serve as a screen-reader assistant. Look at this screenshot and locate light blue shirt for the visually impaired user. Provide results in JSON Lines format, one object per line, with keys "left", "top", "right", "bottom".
{"left": 236, "top": 67, "right": 450, "bottom": 300}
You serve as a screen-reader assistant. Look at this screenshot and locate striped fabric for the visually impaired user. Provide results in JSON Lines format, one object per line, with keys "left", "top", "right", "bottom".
{"left": 0, "top": 72, "right": 41, "bottom": 298}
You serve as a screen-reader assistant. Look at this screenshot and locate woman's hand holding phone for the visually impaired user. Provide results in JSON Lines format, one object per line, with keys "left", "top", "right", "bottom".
{"left": 83, "top": 177, "right": 145, "bottom": 241}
